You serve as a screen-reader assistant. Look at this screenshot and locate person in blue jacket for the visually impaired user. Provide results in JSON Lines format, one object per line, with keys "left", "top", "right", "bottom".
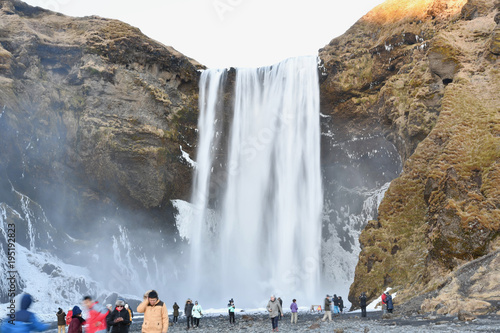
{"left": 1, "top": 294, "right": 49, "bottom": 333}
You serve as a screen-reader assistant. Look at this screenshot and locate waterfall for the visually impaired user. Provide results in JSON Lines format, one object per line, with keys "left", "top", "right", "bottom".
{"left": 189, "top": 56, "right": 323, "bottom": 306}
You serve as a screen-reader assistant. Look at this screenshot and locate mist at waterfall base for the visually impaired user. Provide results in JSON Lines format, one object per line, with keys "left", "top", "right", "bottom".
{"left": 0, "top": 182, "right": 182, "bottom": 320}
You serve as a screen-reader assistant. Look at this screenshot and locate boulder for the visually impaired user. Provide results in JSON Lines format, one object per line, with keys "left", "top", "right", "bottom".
{"left": 457, "top": 310, "right": 476, "bottom": 321}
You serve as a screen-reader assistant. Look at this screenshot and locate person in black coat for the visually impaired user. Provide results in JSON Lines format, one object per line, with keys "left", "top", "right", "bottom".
{"left": 386, "top": 292, "right": 394, "bottom": 313}
{"left": 277, "top": 298, "right": 283, "bottom": 320}
{"left": 332, "top": 295, "right": 340, "bottom": 314}
{"left": 105, "top": 305, "right": 113, "bottom": 332}
{"left": 184, "top": 299, "right": 194, "bottom": 329}
{"left": 106, "top": 300, "right": 131, "bottom": 333}
{"left": 359, "top": 292, "right": 367, "bottom": 318}
{"left": 338, "top": 296, "right": 344, "bottom": 314}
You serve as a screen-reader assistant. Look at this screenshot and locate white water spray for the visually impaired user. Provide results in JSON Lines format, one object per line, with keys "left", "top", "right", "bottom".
{"left": 190, "top": 56, "right": 323, "bottom": 306}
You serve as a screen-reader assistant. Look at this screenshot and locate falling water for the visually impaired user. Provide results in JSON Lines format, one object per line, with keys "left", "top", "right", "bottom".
{"left": 190, "top": 56, "right": 323, "bottom": 306}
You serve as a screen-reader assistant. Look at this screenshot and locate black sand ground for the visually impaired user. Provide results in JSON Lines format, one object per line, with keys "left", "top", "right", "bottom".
{"left": 126, "top": 311, "right": 500, "bottom": 332}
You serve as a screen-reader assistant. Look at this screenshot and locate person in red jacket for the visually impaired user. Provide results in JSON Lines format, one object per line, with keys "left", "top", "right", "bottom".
{"left": 83, "top": 296, "right": 109, "bottom": 333}
{"left": 381, "top": 292, "right": 388, "bottom": 314}
{"left": 66, "top": 309, "right": 73, "bottom": 326}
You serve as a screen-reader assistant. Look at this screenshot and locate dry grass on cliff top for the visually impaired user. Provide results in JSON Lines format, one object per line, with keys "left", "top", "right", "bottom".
{"left": 362, "top": 0, "right": 468, "bottom": 25}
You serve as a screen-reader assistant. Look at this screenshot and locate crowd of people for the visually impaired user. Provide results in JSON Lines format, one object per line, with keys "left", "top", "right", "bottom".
{"left": 359, "top": 290, "right": 394, "bottom": 317}
{"left": 320, "top": 294, "right": 346, "bottom": 322}
{"left": 1, "top": 290, "right": 395, "bottom": 333}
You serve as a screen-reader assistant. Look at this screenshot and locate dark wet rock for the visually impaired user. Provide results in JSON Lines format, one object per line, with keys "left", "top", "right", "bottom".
{"left": 0, "top": 0, "right": 202, "bottom": 240}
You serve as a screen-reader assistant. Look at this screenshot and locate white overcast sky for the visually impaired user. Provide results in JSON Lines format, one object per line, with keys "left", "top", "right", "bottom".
{"left": 23, "top": 0, "right": 386, "bottom": 68}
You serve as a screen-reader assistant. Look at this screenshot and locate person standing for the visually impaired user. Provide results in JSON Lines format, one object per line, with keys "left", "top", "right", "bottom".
{"left": 277, "top": 297, "right": 283, "bottom": 320}
{"left": 332, "top": 294, "right": 340, "bottom": 314}
{"left": 290, "top": 299, "right": 298, "bottom": 324}
{"left": 82, "top": 296, "right": 109, "bottom": 333}
{"left": 105, "top": 305, "right": 113, "bottom": 333}
{"left": 338, "top": 296, "right": 344, "bottom": 314}
{"left": 386, "top": 292, "right": 394, "bottom": 314}
{"left": 381, "top": 292, "right": 388, "bottom": 314}
{"left": 137, "top": 290, "right": 169, "bottom": 333}
{"left": 172, "top": 303, "right": 179, "bottom": 324}
{"left": 66, "top": 308, "right": 73, "bottom": 327}
{"left": 359, "top": 292, "right": 367, "bottom": 318}
{"left": 228, "top": 302, "right": 236, "bottom": 324}
{"left": 57, "top": 308, "right": 67, "bottom": 333}
{"left": 321, "top": 295, "right": 332, "bottom": 322}
{"left": 0, "top": 294, "right": 49, "bottom": 333}
{"left": 124, "top": 304, "right": 133, "bottom": 325}
{"left": 266, "top": 295, "right": 283, "bottom": 332}
{"left": 107, "top": 300, "right": 130, "bottom": 333}
{"left": 68, "top": 306, "right": 85, "bottom": 333}
{"left": 184, "top": 299, "right": 194, "bottom": 330}
{"left": 192, "top": 301, "right": 202, "bottom": 328}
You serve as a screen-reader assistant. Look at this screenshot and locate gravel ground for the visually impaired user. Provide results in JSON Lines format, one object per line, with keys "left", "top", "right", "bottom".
{"left": 125, "top": 311, "right": 500, "bottom": 332}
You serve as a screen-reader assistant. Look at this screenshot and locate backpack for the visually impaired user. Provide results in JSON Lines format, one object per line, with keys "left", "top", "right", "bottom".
{"left": 127, "top": 308, "right": 133, "bottom": 325}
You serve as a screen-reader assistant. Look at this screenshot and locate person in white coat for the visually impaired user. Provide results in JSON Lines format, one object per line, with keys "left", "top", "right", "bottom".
{"left": 191, "top": 301, "right": 203, "bottom": 328}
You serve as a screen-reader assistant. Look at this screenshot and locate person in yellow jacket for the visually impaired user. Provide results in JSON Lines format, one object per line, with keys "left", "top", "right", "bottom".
{"left": 137, "top": 290, "right": 168, "bottom": 333}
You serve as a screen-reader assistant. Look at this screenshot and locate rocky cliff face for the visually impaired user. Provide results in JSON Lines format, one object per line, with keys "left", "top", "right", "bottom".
{"left": 319, "top": 0, "right": 500, "bottom": 315}
{"left": 0, "top": 0, "right": 201, "bottom": 237}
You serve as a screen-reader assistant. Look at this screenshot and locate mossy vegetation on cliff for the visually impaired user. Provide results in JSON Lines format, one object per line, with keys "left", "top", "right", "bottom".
{"left": 320, "top": 0, "right": 500, "bottom": 314}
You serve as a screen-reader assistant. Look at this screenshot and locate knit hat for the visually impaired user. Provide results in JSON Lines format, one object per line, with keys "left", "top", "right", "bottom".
{"left": 72, "top": 306, "right": 82, "bottom": 316}
{"left": 148, "top": 290, "right": 158, "bottom": 299}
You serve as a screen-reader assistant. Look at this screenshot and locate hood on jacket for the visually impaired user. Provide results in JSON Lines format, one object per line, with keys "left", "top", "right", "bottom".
{"left": 21, "top": 294, "right": 33, "bottom": 310}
